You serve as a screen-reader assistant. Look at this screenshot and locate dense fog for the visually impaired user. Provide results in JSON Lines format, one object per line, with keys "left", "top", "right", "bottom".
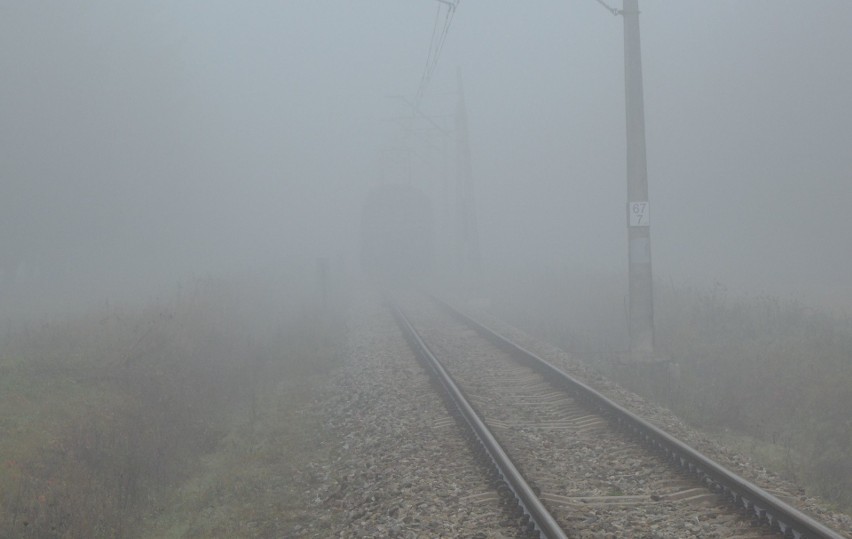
{"left": 2, "top": 1, "right": 852, "bottom": 315}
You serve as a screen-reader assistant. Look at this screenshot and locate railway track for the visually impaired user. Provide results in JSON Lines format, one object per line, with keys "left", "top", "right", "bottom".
{"left": 390, "top": 292, "right": 847, "bottom": 539}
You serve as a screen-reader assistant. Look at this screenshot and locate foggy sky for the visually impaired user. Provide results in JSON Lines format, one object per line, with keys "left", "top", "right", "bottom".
{"left": 2, "top": 1, "right": 851, "bottom": 311}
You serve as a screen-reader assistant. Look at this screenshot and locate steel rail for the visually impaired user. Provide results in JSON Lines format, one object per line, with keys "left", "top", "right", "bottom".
{"left": 430, "top": 294, "right": 847, "bottom": 539}
{"left": 389, "top": 301, "right": 569, "bottom": 539}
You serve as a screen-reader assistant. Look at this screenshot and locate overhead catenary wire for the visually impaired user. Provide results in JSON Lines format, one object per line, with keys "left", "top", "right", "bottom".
{"left": 379, "top": 0, "right": 460, "bottom": 184}
{"left": 415, "top": 5, "right": 452, "bottom": 104}
{"left": 415, "top": 0, "right": 460, "bottom": 107}
{"left": 420, "top": 3, "right": 443, "bottom": 92}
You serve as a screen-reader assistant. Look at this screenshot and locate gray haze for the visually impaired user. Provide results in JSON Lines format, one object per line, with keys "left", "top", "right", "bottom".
{"left": 2, "top": 1, "right": 852, "bottom": 313}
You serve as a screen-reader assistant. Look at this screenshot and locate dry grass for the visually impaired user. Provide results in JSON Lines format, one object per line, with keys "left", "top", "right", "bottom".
{"left": 0, "top": 277, "right": 345, "bottom": 538}
{"left": 138, "top": 372, "right": 336, "bottom": 538}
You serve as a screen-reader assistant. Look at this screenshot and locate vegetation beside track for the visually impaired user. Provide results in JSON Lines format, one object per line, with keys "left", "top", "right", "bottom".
{"left": 487, "top": 272, "right": 852, "bottom": 513}
{"left": 0, "top": 278, "right": 344, "bottom": 538}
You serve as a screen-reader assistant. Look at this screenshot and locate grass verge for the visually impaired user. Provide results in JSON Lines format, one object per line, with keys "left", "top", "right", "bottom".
{"left": 0, "top": 278, "right": 344, "bottom": 538}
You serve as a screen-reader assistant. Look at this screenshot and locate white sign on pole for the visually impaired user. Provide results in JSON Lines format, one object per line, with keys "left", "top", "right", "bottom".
{"left": 629, "top": 201, "right": 650, "bottom": 227}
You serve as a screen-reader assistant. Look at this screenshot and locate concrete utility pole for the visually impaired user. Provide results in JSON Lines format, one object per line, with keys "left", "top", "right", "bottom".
{"left": 454, "top": 68, "right": 481, "bottom": 277}
{"left": 623, "top": 0, "right": 655, "bottom": 362}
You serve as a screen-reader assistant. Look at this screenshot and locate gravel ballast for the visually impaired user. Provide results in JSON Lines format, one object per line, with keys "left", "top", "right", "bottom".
{"left": 297, "top": 297, "right": 529, "bottom": 538}
{"left": 294, "top": 293, "right": 851, "bottom": 538}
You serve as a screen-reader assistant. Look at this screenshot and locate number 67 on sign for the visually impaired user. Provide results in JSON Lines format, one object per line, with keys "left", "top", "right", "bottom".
{"left": 628, "top": 201, "right": 650, "bottom": 227}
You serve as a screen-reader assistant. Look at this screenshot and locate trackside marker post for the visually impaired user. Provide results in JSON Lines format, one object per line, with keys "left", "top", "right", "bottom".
{"left": 623, "top": 0, "right": 655, "bottom": 362}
